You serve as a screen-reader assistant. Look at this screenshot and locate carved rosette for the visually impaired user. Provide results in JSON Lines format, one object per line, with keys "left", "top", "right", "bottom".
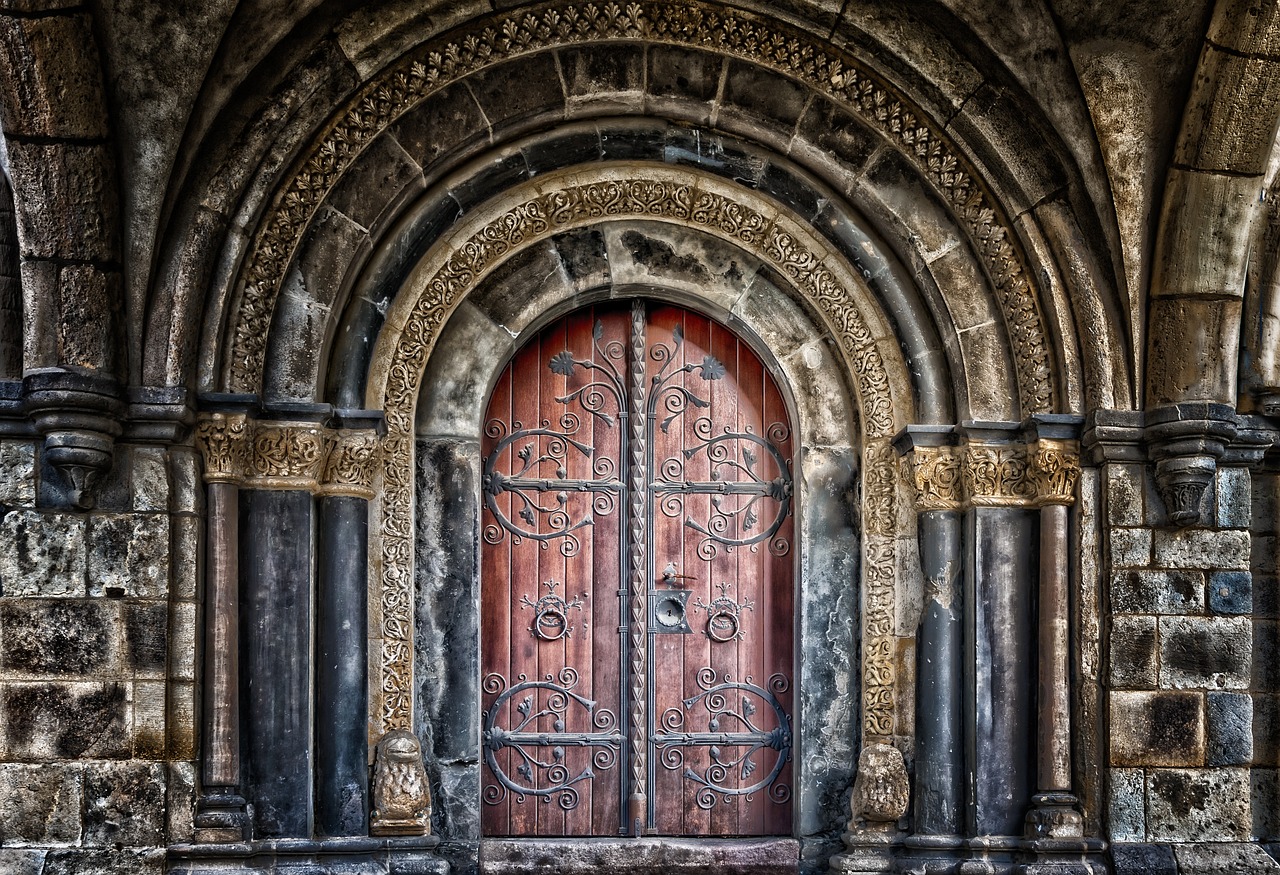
{"left": 195, "top": 415, "right": 252, "bottom": 484}
{"left": 903, "top": 442, "right": 1079, "bottom": 511}
{"left": 321, "top": 431, "right": 381, "bottom": 498}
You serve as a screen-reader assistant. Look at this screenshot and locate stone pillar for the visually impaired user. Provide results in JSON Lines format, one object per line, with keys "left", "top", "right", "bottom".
{"left": 897, "top": 427, "right": 966, "bottom": 873}
{"left": 316, "top": 427, "right": 379, "bottom": 837}
{"left": 193, "top": 412, "right": 252, "bottom": 841}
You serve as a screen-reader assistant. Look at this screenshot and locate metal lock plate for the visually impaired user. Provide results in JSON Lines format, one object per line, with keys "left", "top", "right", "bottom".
{"left": 652, "top": 590, "right": 692, "bottom": 633}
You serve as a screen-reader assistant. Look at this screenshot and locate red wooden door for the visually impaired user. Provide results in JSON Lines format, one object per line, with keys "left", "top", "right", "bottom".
{"left": 480, "top": 301, "right": 794, "bottom": 837}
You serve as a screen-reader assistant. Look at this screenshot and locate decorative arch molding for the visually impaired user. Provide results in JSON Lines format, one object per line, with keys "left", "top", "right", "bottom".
{"left": 364, "top": 164, "right": 913, "bottom": 749}
{"left": 220, "top": 0, "right": 1060, "bottom": 419}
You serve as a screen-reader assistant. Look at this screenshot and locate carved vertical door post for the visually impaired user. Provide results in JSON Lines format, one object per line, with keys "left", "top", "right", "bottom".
{"left": 194, "top": 412, "right": 252, "bottom": 841}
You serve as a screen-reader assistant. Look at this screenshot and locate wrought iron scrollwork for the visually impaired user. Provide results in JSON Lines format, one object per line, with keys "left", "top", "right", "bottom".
{"left": 482, "top": 668, "right": 621, "bottom": 811}
{"left": 694, "top": 581, "right": 754, "bottom": 642}
{"left": 654, "top": 669, "right": 792, "bottom": 809}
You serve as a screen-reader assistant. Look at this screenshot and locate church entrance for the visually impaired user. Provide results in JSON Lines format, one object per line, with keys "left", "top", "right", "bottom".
{"left": 480, "top": 299, "right": 796, "bottom": 838}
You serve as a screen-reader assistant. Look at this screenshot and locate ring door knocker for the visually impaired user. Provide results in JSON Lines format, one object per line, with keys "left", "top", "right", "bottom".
{"left": 521, "top": 579, "right": 587, "bottom": 641}
{"left": 694, "top": 580, "right": 754, "bottom": 642}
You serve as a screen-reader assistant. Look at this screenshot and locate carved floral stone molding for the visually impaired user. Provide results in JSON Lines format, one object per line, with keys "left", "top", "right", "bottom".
{"left": 902, "top": 441, "right": 1080, "bottom": 510}
{"left": 224, "top": 0, "right": 1056, "bottom": 417}
{"left": 195, "top": 416, "right": 380, "bottom": 496}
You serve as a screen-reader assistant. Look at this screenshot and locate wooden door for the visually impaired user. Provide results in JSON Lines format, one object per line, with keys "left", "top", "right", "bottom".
{"left": 480, "top": 301, "right": 794, "bottom": 837}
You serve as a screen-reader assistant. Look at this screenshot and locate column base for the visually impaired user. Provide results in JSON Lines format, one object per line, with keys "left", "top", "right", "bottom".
{"left": 829, "top": 824, "right": 904, "bottom": 874}
{"left": 1024, "top": 793, "right": 1083, "bottom": 840}
{"left": 194, "top": 790, "right": 249, "bottom": 843}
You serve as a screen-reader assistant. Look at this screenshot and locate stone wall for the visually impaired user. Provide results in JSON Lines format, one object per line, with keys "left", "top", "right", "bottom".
{"left": 0, "top": 436, "right": 197, "bottom": 874}
{"left": 1104, "top": 459, "right": 1280, "bottom": 870}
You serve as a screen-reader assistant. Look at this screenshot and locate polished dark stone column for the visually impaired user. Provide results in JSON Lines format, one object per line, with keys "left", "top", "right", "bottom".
{"left": 316, "top": 495, "right": 369, "bottom": 836}
{"left": 965, "top": 506, "right": 1036, "bottom": 842}
{"left": 242, "top": 489, "right": 315, "bottom": 838}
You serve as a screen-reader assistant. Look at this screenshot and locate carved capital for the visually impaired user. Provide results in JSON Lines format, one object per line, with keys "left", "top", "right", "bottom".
{"left": 1028, "top": 441, "right": 1080, "bottom": 506}
{"left": 321, "top": 430, "right": 381, "bottom": 498}
{"left": 195, "top": 414, "right": 252, "bottom": 484}
{"left": 246, "top": 423, "right": 331, "bottom": 490}
{"left": 962, "top": 445, "right": 1035, "bottom": 507}
{"left": 903, "top": 446, "right": 963, "bottom": 511}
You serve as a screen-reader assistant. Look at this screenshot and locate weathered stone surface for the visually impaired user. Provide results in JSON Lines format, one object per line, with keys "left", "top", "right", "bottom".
{"left": 1110, "top": 843, "right": 1177, "bottom": 875}
{"left": 1106, "top": 768, "right": 1145, "bottom": 841}
{"left": 3, "top": 142, "right": 118, "bottom": 261}
{"left": 1172, "top": 842, "right": 1280, "bottom": 873}
{"left": 1109, "top": 691, "right": 1204, "bottom": 767}
{"left": 87, "top": 513, "right": 169, "bottom": 597}
{"left": 129, "top": 447, "right": 169, "bottom": 512}
{"left": 0, "top": 763, "right": 83, "bottom": 844}
{"left": 478, "top": 838, "right": 801, "bottom": 874}
{"left": 1215, "top": 466, "right": 1251, "bottom": 529}
{"left": 131, "top": 680, "right": 166, "bottom": 759}
{"left": 1206, "top": 691, "right": 1253, "bottom": 766}
{"left": 560, "top": 43, "right": 644, "bottom": 111}
{"left": 1256, "top": 620, "right": 1280, "bottom": 692}
{"left": 168, "top": 600, "right": 196, "bottom": 681}
{"left": 0, "top": 681, "right": 129, "bottom": 759}
{"left": 166, "top": 681, "right": 195, "bottom": 761}
{"left": 0, "top": 13, "right": 109, "bottom": 139}
{"left": 1209, "top": 570, "right": 1252, "bottom": 614}
{"left": 170, "top": 515, "right": 200, "bottom": 601}
{"left": 55, "top": 265, "right": 119, "bottom": 371}
{"left": 0, "top": 599, "right": 119, "bottom": 676}
{"left": 720, "top": 60, "right": 810, "bottom": 141}
{"left": 1254, "top": 769, "right": 1280, "bottom": 840}
{"left": 1146, "top": 768, "right": 1250, "bottom": 841}
{"left": 0, "top": 441, "right": 36, "bottom": 507}
{"left": 1109, "top": 615, "right": 1158, "bottom": 689}
{"left": 1105, "top": 463, "right": 1145, "bottom": 526}
{"left": 850, "top": 743, "right": 909, "bottom": 823}
{"left": 390, "top": 81, "right": 489, "bottom": 171}
{"left": 463, "top": 51, "right": 564, "bottom": 131}
{"left": 1110, "top": 569, "right": 1204, "bottom": 614}
{"left": 1256, "top": 575, "right": 1280, "bottom": 619}
{"left": 123, "top": 601, "right": 167, "bottom": 675}
{"left": 82, "top": 761, "right": 165, "bottom": 847}
{"left": 0, "top": 851, "right": 46, "bottom": 875}
{"left": 0, "top": 510, "right": 87, "bottom": 597}
{"left": 1152, "top": 528, "right": 1250, "bottom": 570}
{"left": 1110, "top": 527, "right": 1152, "bottom": 568}
{"left": 167, "top": 448, "right": 201, "bottom": 515}
{"left": 167, "top": 761, "right": 196, "bottom": 844}
{"left": 42, "top": 849, "right": 163, "bottom": 875}
{"left": 1158, "top": 616, "right": 1251, "bottom": 689}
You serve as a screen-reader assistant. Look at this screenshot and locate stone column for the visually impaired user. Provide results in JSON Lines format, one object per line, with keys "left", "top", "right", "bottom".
{"left": 897, "top": 427, "right": 966, "bottom": 873}
{"left": 315, "top": 427, "right": 380, "bottom": 837}
{"left": 193, "top": 412, "right": 252, "bottom": 841}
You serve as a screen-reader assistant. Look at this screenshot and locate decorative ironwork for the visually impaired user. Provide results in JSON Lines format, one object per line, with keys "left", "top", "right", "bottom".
{"left": 482, "top": 667, "right": 621, "bottom": 812}
{"left": 626, "top": 299, "right": 649, "bottom": 834}
{"left": 521, "top": 579, "right": 587, "bottom": 641}
{"left": 652, "top": 590, "right": 692, "bottom": 634}
{"left": 694, "top": 581, "right": 754, "bottom": 643}
{"left": 654, "top": 669, "right": 792, "bottom": 809}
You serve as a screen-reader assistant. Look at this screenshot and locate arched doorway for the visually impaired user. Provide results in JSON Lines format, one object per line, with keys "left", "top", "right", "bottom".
{"left": 480, "top": 299, "right": 796, "bottom": 837}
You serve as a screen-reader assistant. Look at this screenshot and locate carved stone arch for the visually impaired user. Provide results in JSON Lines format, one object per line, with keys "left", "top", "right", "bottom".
{"left": 207, "top": 0, "right": 1078, "bottom": 420}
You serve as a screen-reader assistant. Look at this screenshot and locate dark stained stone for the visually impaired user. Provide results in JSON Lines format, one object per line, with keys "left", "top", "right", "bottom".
{"left": 794, "top": 96, "right": 881, "bottom": 174}
{"left": 82, "top": 762, "right": 166, "bottom": 847}
{"left": 0, "top": 682, "right": 129, "bottom": 759}
{"left": 1209, "top": 570, "right": 1253, "bottom": 615}
{"left": 43, "top": 849, "right": 163, "bottom": 875}
{"left": 721, "top": 60, "right": 809, "bottom": 133}
{"left": 1110, "top": 569, "right": 1204, "bottom": 614}
{"left": 1254, "top": 619, "right": 1280, "bottom": 692}
{"left": 619, "top": 229, "right": 711, "bottom": 282}
{"left": 391, "top": 81, "right": 489, "bottom": 171}
{"left": 647, "top": 45, "right": 722, "bottom": 102}
{"left": 1109, "top": 691, "right": 1205, "bottom": 767}
{"left": 0, "top": 763, "right": 82, "bottom": 844}
{"left": 1158, "top": 616, "right": 1251, "bottom": 689}
{"left": 0, "top": 600, "right": 116, "bottom": 676}
{"left": 559, "top": 44, "right": 645, "bottom": 99}
{"left": 463, "top": 52, "right": 564, "bottom": 131}
{"left": 124, "top": 601, "right": 168, "bottom": 674}
{"left": 1110, "top": 843, "right": 1177, "bottom": 875}
{"left": 1108, "top": 615, "right": 1158, "bottom": 689}
{"left": 522, "top": 128, "right": 603, "bottom": 176}
{"left": 1206, "top": 691, "right": 1253, "bottom": 766}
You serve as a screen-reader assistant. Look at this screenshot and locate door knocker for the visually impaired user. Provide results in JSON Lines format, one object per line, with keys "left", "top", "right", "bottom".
{"left": 695, "top": 581, "right": 754, "bottom": 642}
{"left": 521, "top": 579, "right": 586, "bottom": 641}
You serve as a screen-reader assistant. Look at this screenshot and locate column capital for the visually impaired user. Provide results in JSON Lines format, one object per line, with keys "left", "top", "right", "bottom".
{"left": 895, "top": 430, "right": 1080, "bottom": 511}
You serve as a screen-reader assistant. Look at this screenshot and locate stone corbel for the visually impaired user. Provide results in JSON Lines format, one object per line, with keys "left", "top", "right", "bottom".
{"left": 1144, "top": 403, "right": 1237, "bottom": 526}
{"left": 23, "top": 369, "right": 125, "bottom": 509}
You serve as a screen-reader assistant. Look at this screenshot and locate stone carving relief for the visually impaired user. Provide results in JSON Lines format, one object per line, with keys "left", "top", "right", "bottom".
{"left": 369, "top": 730, "right": 432, "bottom": 836}
{"left": 903, "top": 441, "right": 1080, "bottom": 510}
{"left": 850, "top": 743, "right": 910, "bottom": 825}
{"left": 194, "top": 416, "right": 380, "bottom": 495}
{"left": 224, "top": 0, "right": 1056, "bottom": 419}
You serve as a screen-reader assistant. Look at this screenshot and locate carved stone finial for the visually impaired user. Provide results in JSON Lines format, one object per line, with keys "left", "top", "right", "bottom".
{"left": 1144, "top": 403, "right": 1237, "bottom": 527}
{"left": 24, "top": 370, "right": 124, "bottom": 509}
{"left": 850, "top": 743, "right": 909, "bottom": 825}
{"left": 370, "top": 730, "right": 431, "bottom": 836}
{"left": 1153, "top": 455, "right": 1216, "bottom": 526}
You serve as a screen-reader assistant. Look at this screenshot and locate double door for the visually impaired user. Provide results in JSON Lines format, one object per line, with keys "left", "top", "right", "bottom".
{"left": 480, "top": 300, "right": 794, "bottom": 836}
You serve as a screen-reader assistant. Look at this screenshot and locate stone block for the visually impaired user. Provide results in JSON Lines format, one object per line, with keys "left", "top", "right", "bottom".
{"left": 0, "top": 599, "right": 120, "bottom": 676}
{"left": 0, "top": 441, "right": 36, "bottom": 507}
{"left": 1254, "top": 769, "right": 1280, "bottom": 840}
{"left": 167, "top": 761, "right": 196, "bottom": 844}
{"left": 171, "top": 516, "right": 200, "bottom": 601}
{"left": 1256, "top": 575, "right": 1280, "bottom": 618}
{"left": 1109, "top": 614, "right": 1158, "bottom": 689}
{"left": 88, "top": 513, "right": 169, "bottom": 598}
{"left": 1252, "top": 535, "right": 1276, "bottom": 571}
{"left": 55, "top": 265, "right": 118, "bottom": 370}
{"left": 1172, "top": 842, "right": 1280, "bottom": 873}
{"left": 123, "top": 601, "right": 167, "bottom": 675}
{"left": 1158, "top": 616, "right": 1251, "bottom": 689}
{"left": 167, "top": 682, "right": 195, "bottom": 761}
{"left": 82, "top": 761, "right": 165, "bottom": 847}
{"left": 0, "top": 681, "right": 129, "bottom": 759}
{"left": 1216, "top": 467, "right": 1252, "bottom": 529}
{"left": 1111, "top": 569, "right": 1204, "bottom": 614}
{"left": 1209, "top": 570, "right": 1252, "bottom": 614}
{"left": 1106, "top": 768, "right": 1145, "bottom": 841}
{"left": 1207, "top": 691, "right": 1253, "bottom": 766}
{"left": 1110, "top": 527, "right": 1152, "bottom": 568}
{"left": 169, "top": 600, "right": 196, "bottom": 681}
{"left": 1256, "top": 620, "right": 1280, "bottom": 692}
{"left": 130, "top": 447, "right": 169, "bottom": 512}
{"left": 390, "top": 81, "right": 489, "bottom": 170}
{"left": 1146, "top": 768, "right": 1250, "bottom": 841}
{"left": 0, "top": 852, "right": 47, "bottom": 875}
{"left": 0, "top": 763, "right": 82, "bottom": 844}
{"left": 1106, "top": 464, "right": 1145, "bottom": 527}
{"left": 3, "top": 142, "right": 118, "bottom": 261}
{"left": 0, "top": 510, "right": 87, "bottom": 597}
{"left": 720, "top": 60, "right": 810, "bottom": 140}
{"left": 42, "top": 849, "right": 163, "bottom": 875}
{"left": 131, "top": 681, "right": 166, "bottom": 759}
{"left": 1109, "top": 691, "right": 1204, "bottom": 767}
{"left": 1109, "top": 843, "right": 1177, "bottom": 875}
{"left": 1152, "top": 528, "right": 1251, "bottom": 570}
{"left": 463, "top": 51, "right": 564, "bottom": 131}
{"left": 167, "top": 448, "right": 201, "bottom": 515}
{"left": 0, "top": 13, "right": 109, "bottom": 139}
{"left": 1254, "top": 694, "right": 1280, "bottom": 765}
